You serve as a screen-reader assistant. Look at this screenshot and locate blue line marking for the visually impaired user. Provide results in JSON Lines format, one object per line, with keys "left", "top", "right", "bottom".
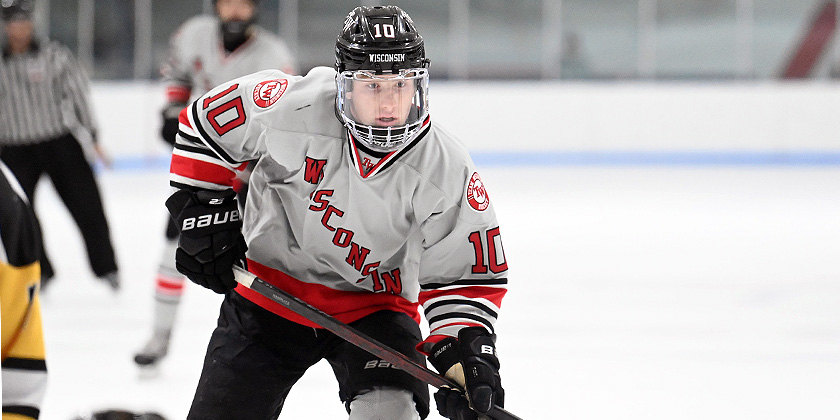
{"left": 103, "top": 150, "right": 840, "bottom": 172}
{"left": 470, "top": 151, "right": 840, "bottom": 167}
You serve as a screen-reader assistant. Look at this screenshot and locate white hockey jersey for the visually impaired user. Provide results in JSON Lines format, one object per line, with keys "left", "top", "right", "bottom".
{"left": 170, "top": 67, "right": 507, "bottom": 351}
{"left": 161, "top": 15, "right": 297, "bottom": 105}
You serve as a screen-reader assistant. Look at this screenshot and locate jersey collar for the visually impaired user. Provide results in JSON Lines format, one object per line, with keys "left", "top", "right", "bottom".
{"left": 347, "top": 116, "right": 431, "bottom": 179}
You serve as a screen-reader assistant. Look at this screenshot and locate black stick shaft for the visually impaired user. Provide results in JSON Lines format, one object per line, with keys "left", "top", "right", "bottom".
{"left": 233, "top": 266, "right": 522, "bottom": 420}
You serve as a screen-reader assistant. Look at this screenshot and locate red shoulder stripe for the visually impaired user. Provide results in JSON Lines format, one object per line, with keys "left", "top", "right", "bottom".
{"left": 166, "top": 85, "right": 191, "bottom": 104}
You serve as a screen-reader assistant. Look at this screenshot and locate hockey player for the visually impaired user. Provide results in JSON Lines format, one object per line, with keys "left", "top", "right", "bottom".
{"left": 134, "top": 0, "right": 297, "bottom": 367}
{"left": 1, "top": 161, "right": 46, "bottom": 420}
{"left": 0, "top": 0, "right": 120, "bottom": 291}
{"left": 168, "top": 5, "right": 507, "bottom": 420}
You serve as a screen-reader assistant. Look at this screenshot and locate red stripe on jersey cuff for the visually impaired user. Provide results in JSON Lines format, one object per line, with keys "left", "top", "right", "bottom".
{"left": 418, "top": 287, "right": 507, "bottom": 308}
{"left": 170, "top": 154, "right": 236, "bottom": 186}
{"left": 166, "top": 86, "right": 191, "bottom": 104}
{"left": 415, "top": 322, "right": 488, "bottom": 355}
{"left": 235, "top": 259, "right": 422, "bottom": 328}
{"left": 156, "top": 275, "right": 185, "bottom": 290}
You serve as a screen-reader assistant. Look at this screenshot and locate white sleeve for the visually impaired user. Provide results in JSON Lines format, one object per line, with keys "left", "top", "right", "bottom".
{"left": 416, "top": 164, "right": 509, "bottom": 351}
{"left": 161, "top": 21, "right": 194, "bottom": 102}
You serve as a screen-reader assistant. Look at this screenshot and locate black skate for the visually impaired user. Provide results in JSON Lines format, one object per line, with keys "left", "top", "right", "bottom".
{"left": 99, "top": 271, "right": 121, "bottom": 291}
{"left": 134, "top": 331, "right": 170, "bottom": 367}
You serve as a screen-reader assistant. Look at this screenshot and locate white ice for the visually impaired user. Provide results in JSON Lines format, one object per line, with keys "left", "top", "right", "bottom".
{"left": 33, "top": 165, "right": 840, "bottom": 420}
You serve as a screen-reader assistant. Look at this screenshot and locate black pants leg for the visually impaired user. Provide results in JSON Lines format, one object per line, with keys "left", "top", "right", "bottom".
{"left": 0, "top": 142, "right": 53, "bottom": 279}
{"left": 188, "top": 293, "right": 327, "bottom": 420}
{"left": 326, "top": 311, "right": 430, "bottom": 419}
{"left": 188, "top": 292, "right": 430, "bottom": 420}
{"left": 0, "top": 135, "right": 118, "bottom": 278}
{"left": 42, "top": 134, "right": 118, "bottom": 277}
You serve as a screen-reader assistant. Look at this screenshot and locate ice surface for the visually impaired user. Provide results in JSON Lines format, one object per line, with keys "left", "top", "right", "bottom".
{"left": 33, "top": 165, "right": 840, "bottom": 419}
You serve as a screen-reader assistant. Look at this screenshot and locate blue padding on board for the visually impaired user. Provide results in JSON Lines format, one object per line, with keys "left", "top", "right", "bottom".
{"left": 103, "top": 150, "right": 840, "bottom": 172}
{"left": 470, "top": 150, "right": 840, "bottom": 167}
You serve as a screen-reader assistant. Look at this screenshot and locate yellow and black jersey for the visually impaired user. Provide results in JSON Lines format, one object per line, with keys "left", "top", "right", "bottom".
{"left": 1, "top": 161, "right": 46, "bottom": 420}
{"left": 0, "top": 161, "right": 40, "bottom": 267}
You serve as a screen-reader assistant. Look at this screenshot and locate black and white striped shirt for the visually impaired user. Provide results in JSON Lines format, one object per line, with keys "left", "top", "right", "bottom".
{"left": 0, "top": 40, "right": 97, "bottom": 146}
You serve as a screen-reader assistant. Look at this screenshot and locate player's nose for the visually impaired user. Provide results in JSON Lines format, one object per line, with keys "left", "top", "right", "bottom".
{"left": 378, "top": 91, "right": 397, "bottom": 109}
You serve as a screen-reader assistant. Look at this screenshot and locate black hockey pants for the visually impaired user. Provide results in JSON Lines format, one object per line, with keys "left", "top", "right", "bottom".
{"left": 188, "top": 292, "right": 431, "bottom": 420}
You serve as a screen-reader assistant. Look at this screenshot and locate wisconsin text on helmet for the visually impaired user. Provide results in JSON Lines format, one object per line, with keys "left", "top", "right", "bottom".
{"left": 369, "top": 53, "right": 405, "bottom": 63}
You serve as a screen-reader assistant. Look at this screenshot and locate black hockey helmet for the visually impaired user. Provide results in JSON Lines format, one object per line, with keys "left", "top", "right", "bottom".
{"left": 1, "top": 0, "right": 35, "bottom": 21}
{"left": 335, "top": 5, "right": 430, "bottom": 74}
{"left": 334, "top": 6, "right": 431, "bottom": 153}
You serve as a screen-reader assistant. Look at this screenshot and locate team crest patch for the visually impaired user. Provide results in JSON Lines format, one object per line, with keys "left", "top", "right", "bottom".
{"left": 466, "top": 172, "right": 489, "bottom": 211}
{"left": 253, "top": 79, "right": 288, "bottom": 108}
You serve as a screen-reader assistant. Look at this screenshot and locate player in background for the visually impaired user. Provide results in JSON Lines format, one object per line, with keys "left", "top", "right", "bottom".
{"left": 133, "top": 0, "right": 297, "bottom": 368}
{"left": 72, "top": 409, "right": 167, "bottom": 420}
{"left": 167, "top": 5, "right": 507, "bottom": 419}
{"left": 1, "top": 161, "right": 46, "bottom": 420}
{"left": 0, "top": 0, "right": 120, "bottom": 291}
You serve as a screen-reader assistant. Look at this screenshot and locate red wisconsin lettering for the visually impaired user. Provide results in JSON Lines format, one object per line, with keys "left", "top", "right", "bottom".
{"left": 381, "top": 268, "right": 402, "bottom": 295}
{"left": 321, "top": 205, "right": 344, "bottom": 231}
{"left": 346, "top": 243, "right": 370, "bottom": 271}
{"left": 361, "top": 262, "right": 383, "bottom": 292}
{"left": 304, "top": 157, "right": 327, "bottom": 184}
{"left": 309, "top": 190, "right": 333, "bottom": 211}
{"left": 333, "top": 228, "right": 353, "bottom": 247}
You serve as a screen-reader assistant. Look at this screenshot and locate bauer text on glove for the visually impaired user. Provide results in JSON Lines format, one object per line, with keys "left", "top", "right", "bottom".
{"left": 165, "top": 189, "right": 247, "bottom": 293}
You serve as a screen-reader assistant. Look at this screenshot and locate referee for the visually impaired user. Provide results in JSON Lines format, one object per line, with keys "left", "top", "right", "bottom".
{"left": 0, "top": 0, "right": 120, "bottom": 290}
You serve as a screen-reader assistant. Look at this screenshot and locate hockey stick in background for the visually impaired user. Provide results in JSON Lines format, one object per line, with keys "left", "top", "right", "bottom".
{"left": 232, "top": 266, "right": 523, "bottom": 420}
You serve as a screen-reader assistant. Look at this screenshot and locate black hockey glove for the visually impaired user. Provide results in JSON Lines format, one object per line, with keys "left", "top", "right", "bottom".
{"left": 428, "top": 327, "right": 505, "bottom": 420}
{"left": 160, "top": 102, "right": 186, "bottom": 146}
{"left": 165, "top": 189, "right": 247, "bottom": 293}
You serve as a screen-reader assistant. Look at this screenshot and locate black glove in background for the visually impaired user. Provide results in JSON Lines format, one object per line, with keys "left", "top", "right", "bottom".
{"left": 160, "top": 102, "right": 186, "bottom": 146}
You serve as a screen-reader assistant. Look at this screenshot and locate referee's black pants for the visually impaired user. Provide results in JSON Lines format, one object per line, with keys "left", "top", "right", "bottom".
{"left": 0, "top": 133, "right": 118, "bottom": 280}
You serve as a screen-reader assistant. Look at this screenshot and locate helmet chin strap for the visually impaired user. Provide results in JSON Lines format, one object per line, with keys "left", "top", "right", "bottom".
{"left": 220, "top": 19, "right": 254, "bottom": 52}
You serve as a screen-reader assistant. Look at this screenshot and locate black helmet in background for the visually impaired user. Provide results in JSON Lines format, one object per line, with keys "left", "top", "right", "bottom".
{"left": 1, "top": 0, "right": 35, "bottom": 22}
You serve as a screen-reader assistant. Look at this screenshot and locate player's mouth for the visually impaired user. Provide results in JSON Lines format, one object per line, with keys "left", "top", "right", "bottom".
{"left": 377, "top": 116, "right": 399, "bottom": 126}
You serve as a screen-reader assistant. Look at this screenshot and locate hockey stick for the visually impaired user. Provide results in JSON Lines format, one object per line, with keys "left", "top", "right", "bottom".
{"left": 232, "top": 266, "right": 522, "bottom": 420}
